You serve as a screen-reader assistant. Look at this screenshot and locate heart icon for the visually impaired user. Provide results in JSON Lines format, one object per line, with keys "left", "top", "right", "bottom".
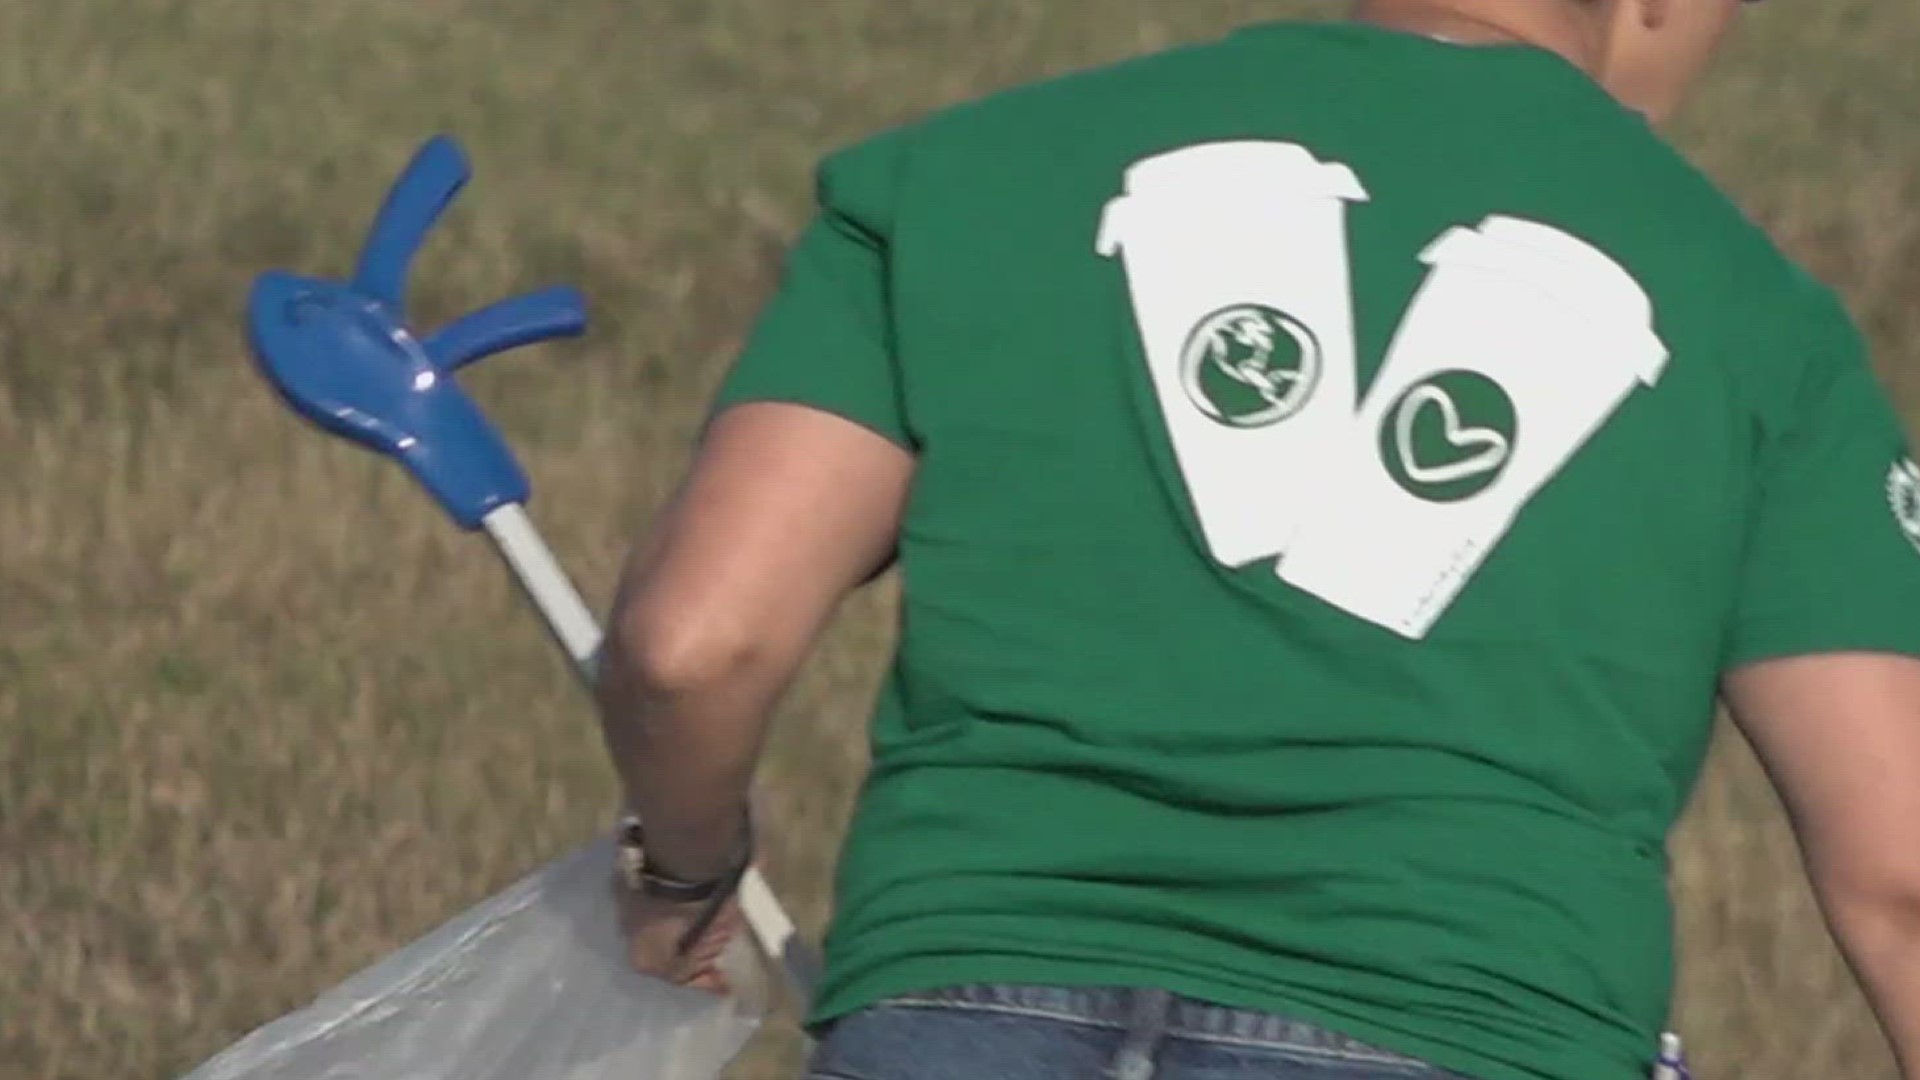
{"left": 1393, "top": 383, "right": 1511, "bottom": 487}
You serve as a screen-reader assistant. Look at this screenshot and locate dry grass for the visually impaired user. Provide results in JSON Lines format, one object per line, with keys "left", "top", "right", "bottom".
{"left": 0, "top": 1, "right": 1916, "bottom": 1077}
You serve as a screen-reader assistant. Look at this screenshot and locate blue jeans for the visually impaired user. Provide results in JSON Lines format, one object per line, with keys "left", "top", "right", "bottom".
{"left": 803, "top": 984, "right": 1475, "bottom": 1080}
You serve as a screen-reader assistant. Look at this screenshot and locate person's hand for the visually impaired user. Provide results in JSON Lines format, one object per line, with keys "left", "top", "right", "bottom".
{"left": 613, "top": 873, "right": 747, "bottom": 995}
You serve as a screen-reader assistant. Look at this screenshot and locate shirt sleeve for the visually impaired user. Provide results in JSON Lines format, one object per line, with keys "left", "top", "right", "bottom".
{"left": 1721, "top": 304, "right": 1920, "bottom": 671}
{"left": 705, "top": 141, "right": 914, "bottom": 450}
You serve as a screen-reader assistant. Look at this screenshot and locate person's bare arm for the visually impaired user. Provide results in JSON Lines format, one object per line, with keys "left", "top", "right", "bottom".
{"left": 594, "top": 402, "right": 913, "bottom": 881}
{"left": 1723, "top": 652, "right": 1920, "bottom": 1077}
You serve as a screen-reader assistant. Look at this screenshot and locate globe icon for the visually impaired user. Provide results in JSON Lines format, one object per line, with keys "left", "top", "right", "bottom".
{"left": 1180, "top": 305, "right": 1322, "bottom": 428}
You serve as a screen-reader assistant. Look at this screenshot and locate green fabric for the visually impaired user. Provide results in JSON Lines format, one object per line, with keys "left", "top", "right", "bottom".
{"left": 711, "top": 21, "right": 1920, "bottom": 1080}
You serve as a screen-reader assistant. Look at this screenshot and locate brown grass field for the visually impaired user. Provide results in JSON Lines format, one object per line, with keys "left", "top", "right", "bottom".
{"left": 2, "top": 1, "right": 1918, "bottom": 1077}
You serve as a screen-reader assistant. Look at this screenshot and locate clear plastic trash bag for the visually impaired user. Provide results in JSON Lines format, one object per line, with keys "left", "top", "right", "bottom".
{"left": 178, "top": 837, "right": 769, "bottom": 1080}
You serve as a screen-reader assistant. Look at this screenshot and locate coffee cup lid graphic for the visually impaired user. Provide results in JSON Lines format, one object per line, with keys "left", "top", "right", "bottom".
{"left": 1097, "top": 141, "right": 1369, "bottom": 257}
{"left": 1417, "top": 215, "right": 1670, "bottom": 385}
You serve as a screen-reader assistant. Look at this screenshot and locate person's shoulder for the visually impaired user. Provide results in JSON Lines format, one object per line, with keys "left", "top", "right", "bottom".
{"left": 1635, "top": 134, "right": 1827, "bottom": 290}
{"left": 1648, "top": 158, "right": 1867, "bottom": 389}
{"left": 1612, "top": 128, "right": 1852, "bottom": 339}
{"left": 824, "top": 30, "right": 1247, "bottom": 166}
{"left": 806, "top": 34, "right": 1238, "bottom": 228}
{"left": 1700, "top": 196, "right": 1861, "bottom": 357}
{"left": 934, "top": 38, "right": 1237, "bottom": 132}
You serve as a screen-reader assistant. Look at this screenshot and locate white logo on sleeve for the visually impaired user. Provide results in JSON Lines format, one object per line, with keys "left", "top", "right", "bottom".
{"left": 1886, "top": 456, "right": 1920, "bottom": 553}
{"left": 1099, "top": 142, "right": 1670, "bottom": 639}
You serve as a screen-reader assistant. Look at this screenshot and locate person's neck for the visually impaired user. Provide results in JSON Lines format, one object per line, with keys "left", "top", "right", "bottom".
{"left": 1349, "top": 0, "right": 1605, "bottom": 76}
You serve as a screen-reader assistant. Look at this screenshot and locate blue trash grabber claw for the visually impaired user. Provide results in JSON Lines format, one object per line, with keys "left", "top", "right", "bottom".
{"left": 247, "top": 135, "right": 587, "bottom": 530}
{"left": 243, "top": 135, "right": 819, "bottom": 1010}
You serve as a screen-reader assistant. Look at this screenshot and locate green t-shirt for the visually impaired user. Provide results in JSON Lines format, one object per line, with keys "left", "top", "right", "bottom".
{"left": 711, "top": 21, "right": 1920, "bottom": 1080}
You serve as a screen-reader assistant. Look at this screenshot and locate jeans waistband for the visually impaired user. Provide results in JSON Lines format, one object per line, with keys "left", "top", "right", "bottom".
{"left": 884, "top": 983, "right": 1429, "bottom": 1067}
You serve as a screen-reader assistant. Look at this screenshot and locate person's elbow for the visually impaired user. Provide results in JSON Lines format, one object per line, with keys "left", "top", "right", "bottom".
{"left": 1814, "top": 853, "right": 1920, "bottom": 954}
{"left": 602, "top": 588, "right": 784, "bottom": 706}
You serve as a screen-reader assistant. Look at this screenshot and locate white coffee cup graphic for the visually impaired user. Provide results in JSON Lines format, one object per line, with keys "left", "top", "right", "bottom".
{"left": 1097, "top": 141, "right": 1370, "bottom": 567}
{"left": 1278, "top": 215, "right": 1670, "bottom": 639}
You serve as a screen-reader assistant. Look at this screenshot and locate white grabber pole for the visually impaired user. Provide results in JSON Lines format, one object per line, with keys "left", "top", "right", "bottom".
{"left": 245, "top": 131, "right": 819, "bottom": 1015}
{"left": 482, "top": 504, "right": 821, "bottom": 1009}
